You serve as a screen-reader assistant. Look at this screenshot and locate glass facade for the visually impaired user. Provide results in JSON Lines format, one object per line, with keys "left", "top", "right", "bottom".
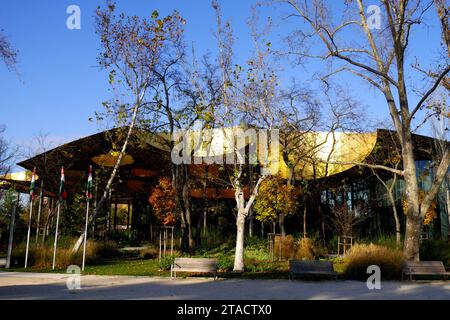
{"left": 319, "top": 160, "right": 450, "bottom": 240}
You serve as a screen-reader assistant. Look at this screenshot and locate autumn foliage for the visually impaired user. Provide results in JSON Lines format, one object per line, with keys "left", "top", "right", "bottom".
{"left": 149, "top": 177, "right": 177, "bottom": 225}
{"left": 254, "top": 176, "right": 299, "bottom": 224}
{"left": 402, "top": 190, "right": 437, "bottom": 226}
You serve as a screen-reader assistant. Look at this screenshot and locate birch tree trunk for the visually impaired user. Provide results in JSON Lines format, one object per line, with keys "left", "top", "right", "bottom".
{"left": 390, "top": 196, "right": 401, "bottom": 246}
{"left": 72, "top": 98, "right": 141, "bottom": 253}
{"left": 234, "top": 209, "right": 246, "bottom": 272}
{"left": 233, "top": 174, "right": 266, "bottom": 272}
{"left": 447, "top": 188, "right": 450, "bottom": 239}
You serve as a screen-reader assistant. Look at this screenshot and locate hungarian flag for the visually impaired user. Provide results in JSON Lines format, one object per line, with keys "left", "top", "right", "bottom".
{"left": 29, "top": 167, "right": 36, "bottom": 200}
{"left": 86, "top": 165, "right": 93, "bottom": 200}
{"left": 59, "top": 167, "right": 67, "bottom": 200}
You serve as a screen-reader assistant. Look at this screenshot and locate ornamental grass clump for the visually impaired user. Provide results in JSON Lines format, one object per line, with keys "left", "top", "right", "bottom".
{"left": 344, "top": 243, "right": 403, "bottom": 280}
{"left": 10, "top": 239, "right": 119, "bottom": 269}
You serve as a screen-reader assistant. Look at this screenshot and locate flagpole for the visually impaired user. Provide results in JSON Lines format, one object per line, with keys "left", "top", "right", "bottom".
{"left": 24, "top": 168, "right": 37, "bottom": 268}
{"left": 35, "top": 180, "right": 44, "bottom": 243}
{"left": 6, "top": 192, "right": 20, "bottom": 268}
{"left": 82, "top": 199, "right": 89, "bottom": 271}
{"left": 24, "top": 196, "right": 34, "bottom": 269}
{"left": 82, "top": 165, "right": 93, "bottom": 271}
{"left": 52, "top": 200, "right": 61, "bottom": 270}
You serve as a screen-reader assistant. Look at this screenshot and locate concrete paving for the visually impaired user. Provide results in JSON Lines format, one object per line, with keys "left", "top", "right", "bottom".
{"left": 0, "top": 271, "right": 449, "bottom": 300}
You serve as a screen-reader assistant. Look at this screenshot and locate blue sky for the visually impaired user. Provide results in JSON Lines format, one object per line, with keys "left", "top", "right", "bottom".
{"left": 0, "top": 0, "right": 445, "bottom": 162}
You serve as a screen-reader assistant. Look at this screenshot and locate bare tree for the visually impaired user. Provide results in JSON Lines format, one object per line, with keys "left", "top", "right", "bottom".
{"left": 73, "top": 1, "right": 185, "bottom": 252}
{"left": 278, "top": 0, "right": 450, "bottom": 261}
{"left": 329, "top": 201, "right": 368, "bottom": 238}
{"left": 0, "top": 126, "right": 15, "bottom": 176}
{"left": 0, "top": 29, "right": 17, "bottom": 70}
{"left": 191, "top": 1, "right": 281, "bottom": 272}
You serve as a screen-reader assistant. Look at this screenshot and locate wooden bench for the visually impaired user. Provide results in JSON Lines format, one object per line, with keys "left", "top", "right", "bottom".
{"left": 402, "top": 261, "right": 450, "bottom": 280}
{"left": 170, "top": 257, "right": 218, "bottom": 279}
{"left": 289, "top": 260, "right": 337, "bottom": 280}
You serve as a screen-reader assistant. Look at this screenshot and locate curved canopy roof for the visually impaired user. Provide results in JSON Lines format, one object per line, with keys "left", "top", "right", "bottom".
{"left": 15, "top": 127, "right": 436, "bottom": 199}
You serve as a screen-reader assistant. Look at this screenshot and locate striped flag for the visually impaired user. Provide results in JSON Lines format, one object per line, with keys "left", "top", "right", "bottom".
{"left": 86, "top": 165, "right": 93, "bottom": 200}
{"left": 59, "top": 167, "right": 67, "bottom": 200}
{"left": 29, "top": 167, "right": 36, "bottom": 200}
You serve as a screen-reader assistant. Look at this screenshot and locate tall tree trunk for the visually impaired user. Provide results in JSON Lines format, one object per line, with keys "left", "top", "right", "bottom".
{"left": 71, "top": 94, "right": 142, "bottom": 253}
{"left": 249, "top": 213, "right": 254, "bottom": 237}
{"left": 388, "top": 193, "right": 402, "bottom": 246}
{"left": 279, "top": 212, "right": 286, "bottom": 237}
{"left": 232, "top": 173, "right": 266, "bottom": 272}
{"left": 173, "top": 163, "right": 192, "bottom": 253}
{"left": 233, "top": 211, "right": 246, "bottom": 272}
{"left": 260, "top": 221, "right": 264, "bottom": 238}
{"left": 447, "top": 188, "right": 450, "bottom": 239}
{"left": 404, "top": 214, "right": 422, "bottom": 260}
{"left": 177, "top": 190, "right": 188, "bottom": 252}
{"left": 392, "top": 204, "right": 401, "bottom": 246}
{"left": 183, "top": 182, "right": 194, "bottom": 251}
{"left": 303, "top": 205, "right": 307, "bottom": 238}
{"left": 402, "top": 137, "right": 421, "bottom": 261}
{"left": 403, "top": 139, "right": 450, "bottom": 260}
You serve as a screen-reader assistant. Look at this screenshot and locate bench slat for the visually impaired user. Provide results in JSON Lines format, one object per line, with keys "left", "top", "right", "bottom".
{"left": 402, "top": 260, "right": 449, "bottom": 280}
{"left": 171, "top": 258, "right": 218, "bottom": 279}
{"left": 289, "top": 260, "right": 337, "bottom": 279}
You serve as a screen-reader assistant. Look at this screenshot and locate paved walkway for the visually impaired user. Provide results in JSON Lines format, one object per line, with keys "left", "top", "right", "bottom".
{"left": 0, "top": 271, "right": 449, "bottom": 300}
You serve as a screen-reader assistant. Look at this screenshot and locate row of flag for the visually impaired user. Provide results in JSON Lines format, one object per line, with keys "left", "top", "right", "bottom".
{"left": 24, "top": 165, "right": 94, "bottom": 270}
{"left": 28, "top": 165, "right": 93, "bottom": 202}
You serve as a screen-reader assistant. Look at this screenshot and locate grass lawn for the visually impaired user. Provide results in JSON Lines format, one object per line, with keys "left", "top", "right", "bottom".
{"left": 2, "top": 258, "right": 292, "bottom": 279}
{"left": 2, "top": 258, "right": 169, "bottom": 277}
{"left": 2, "top": 258, "right": 350, "bottom": 280}
{"left": 0, "top": 238, "right": 349, "bottom": 279}
{"left": 83, "top": 259, "right": 170, "bottom": 277}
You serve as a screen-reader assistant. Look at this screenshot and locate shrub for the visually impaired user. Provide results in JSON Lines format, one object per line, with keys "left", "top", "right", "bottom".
{"left": 359, "top": 234, "right": 400, "bottom": 250}
{"left": 295, "top": 237, "right": 328, "bottom": 260}
{"left": 83, "top": 241, "right": 119, "bottom": 264}
{"left": 217, "top": 254, "right": 234, "bottom": 272}
{"left": 344, "top": 244, "right": 403, "bottom": 280}
{"left": 244, "top": 259, "right": 286, "bottom": 273}
{"left": 158, "top": 256, "right": 175, "bottom": 271}
{"left": 420, "top": 240, "right": 450, "bottom": 266}
{"left": 11, "top": 243, "right": 75, "bottom": 268}
{"left": 281, "top": 235, "right": 296, "bottom": 260}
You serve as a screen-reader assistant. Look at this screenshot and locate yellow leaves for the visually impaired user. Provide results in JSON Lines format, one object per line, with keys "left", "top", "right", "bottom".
{"left": 402, "top": 190, "right": 438, "bottom": 226}
{"left": 108, "top": 69, "right": 116, "bottom": 85}
{"left": 254, "top": 176, "right": 300, "bottom": 223}
{"left": 423, "top": 210, "right": 437, "bottom": 226}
